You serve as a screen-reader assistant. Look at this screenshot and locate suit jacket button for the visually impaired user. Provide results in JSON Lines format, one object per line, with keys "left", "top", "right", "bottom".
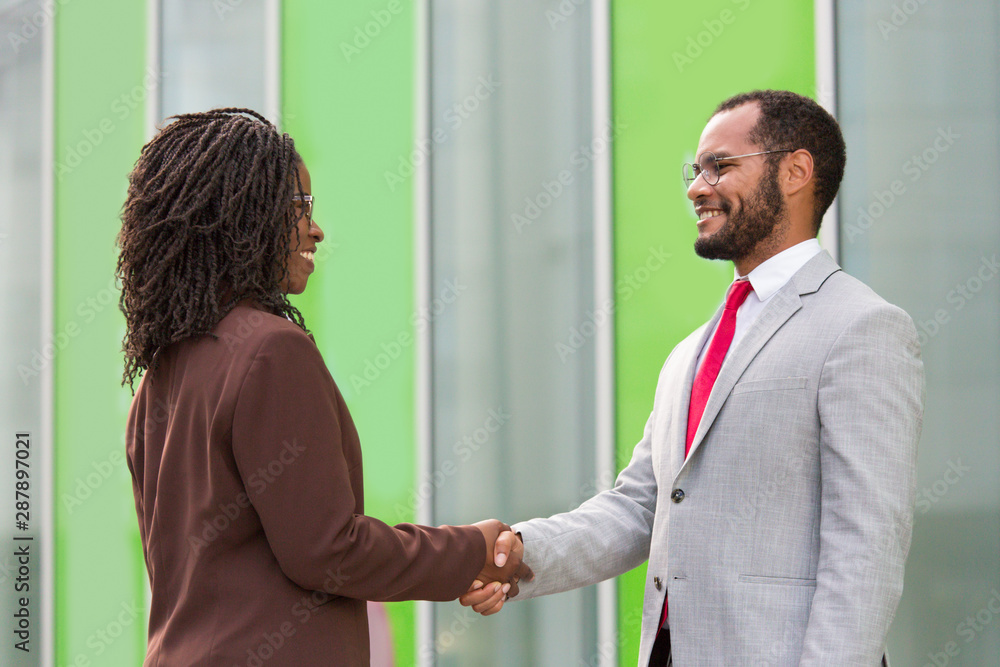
{"left": 670, "top": 488, "right": 685, "bottom": 503}
{"left": 654, "top": 576, "right": 662, "bottom": 590}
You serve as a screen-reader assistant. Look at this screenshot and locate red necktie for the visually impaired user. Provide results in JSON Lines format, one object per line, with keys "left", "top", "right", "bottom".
{"left": 685, "top": 279, "right": 754, "bottom": 457}
{"left": 660, "top": 279, "right": 753, "bottom": 631}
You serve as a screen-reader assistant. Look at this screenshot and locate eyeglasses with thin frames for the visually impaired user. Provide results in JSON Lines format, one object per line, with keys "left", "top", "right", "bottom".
{"left": 292, "top": 194, "right": 314, "bottom": 224}
{"left": 682, "top": 150, "right": 793, "bottom": 187}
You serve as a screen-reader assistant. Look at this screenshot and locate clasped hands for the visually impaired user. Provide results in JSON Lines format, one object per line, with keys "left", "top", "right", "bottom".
{"left": 467, "top": 520, "right": 533, "bottom": 616}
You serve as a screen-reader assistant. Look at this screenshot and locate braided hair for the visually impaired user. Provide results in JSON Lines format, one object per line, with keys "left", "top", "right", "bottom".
{"left": 117, "top": 108, "right": 307, "bottom": 390}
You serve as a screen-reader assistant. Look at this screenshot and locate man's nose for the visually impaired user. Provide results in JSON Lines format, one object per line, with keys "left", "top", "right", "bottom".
{"left": 687, "top": 172, "right": 714, "bottom": 201}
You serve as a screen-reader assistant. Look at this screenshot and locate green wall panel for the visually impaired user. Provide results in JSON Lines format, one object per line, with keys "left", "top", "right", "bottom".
{"left": 611, "top": 1, "right": 816, "bottom": 664}
{"left": 282, "top": 1, "right": 419, "bottom": 663}
{"left": 54, "top": 1, "right": 149, "bottom": 664}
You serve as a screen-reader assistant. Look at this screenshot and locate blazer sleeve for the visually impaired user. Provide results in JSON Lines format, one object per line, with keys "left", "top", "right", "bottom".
{"left": 230, "top": 326, "right": 486, "bottom": 602}
{"left": 512, "top": 409, "right": 658, "bottom": 599}
{"left": 800, "top": 303, "right": 924, "bottom": 664}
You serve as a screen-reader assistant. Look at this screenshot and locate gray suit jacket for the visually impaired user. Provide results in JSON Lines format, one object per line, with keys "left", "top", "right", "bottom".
{"left": 514, "top": 252, "right": 924, "bottom": 666}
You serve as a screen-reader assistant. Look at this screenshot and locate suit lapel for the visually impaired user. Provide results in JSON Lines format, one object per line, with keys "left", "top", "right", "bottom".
{"left": 678, "top": 251, "right": 842, "bottom": 469}
{"left": 667, "top": 312, "right": 723, "bottom": 481}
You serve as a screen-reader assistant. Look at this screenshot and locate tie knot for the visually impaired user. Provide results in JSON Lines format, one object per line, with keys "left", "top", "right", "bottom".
{"left": 725, "top": 279, "right": 754, "bottom": 310}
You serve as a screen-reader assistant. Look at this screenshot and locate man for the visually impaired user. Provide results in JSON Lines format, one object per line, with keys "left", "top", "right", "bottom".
{"left": 462, "top": 90, "right": 924, "bottom": 665}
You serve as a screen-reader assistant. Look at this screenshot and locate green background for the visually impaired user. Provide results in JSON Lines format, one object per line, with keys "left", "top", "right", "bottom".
{"left": 54, "top": 0, "right": 148, "bottom": 664}
{"left": 50, "top": 1, "right": 815, "bottom": 664}
{"left": 282, "top": 1, "right": 422, "bottom": 664}
{"left": 611, "top": 1, "right": 815, "bottom": 663}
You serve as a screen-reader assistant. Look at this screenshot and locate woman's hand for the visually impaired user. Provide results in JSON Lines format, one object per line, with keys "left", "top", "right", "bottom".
{"left": 465, "top": 521, "right": 532, "bottom": 615}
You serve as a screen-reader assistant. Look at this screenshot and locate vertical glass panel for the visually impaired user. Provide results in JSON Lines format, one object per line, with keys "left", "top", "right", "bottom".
{"left": 429, "top": 2, "right": 599, "bottom": 665}
{"left": 0, "top": 1, "right": 43, "bottom": 665}
{"left": 160, "top": 0, "right": 268, "bottom": 119}
{"left": 837, "top": 2, "right": 1000, "bottom": 664}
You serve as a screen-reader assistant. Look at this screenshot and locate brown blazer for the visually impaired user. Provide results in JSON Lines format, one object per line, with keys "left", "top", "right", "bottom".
{"left": 126, "top": 304, "right": 485, "bottom": 666}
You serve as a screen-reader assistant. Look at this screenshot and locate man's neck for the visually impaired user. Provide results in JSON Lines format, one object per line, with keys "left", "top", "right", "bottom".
{"left": 735, "top": 229, "right": 816, "bottom": 276}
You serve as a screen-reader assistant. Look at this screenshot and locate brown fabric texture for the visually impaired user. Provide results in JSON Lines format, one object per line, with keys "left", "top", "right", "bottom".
{"left": 126, "top": 305, "right": 485, "bottom": 666}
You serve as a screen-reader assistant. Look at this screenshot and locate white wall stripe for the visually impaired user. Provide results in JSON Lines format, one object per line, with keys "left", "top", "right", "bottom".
{"left": 815, "top": 0, "right": 839, "bottom": 262}
{"left": 264, "top": 0, "right": 281, "bottom": 127}
{"left": 144, "top": 0, "right": 161, "bottom": 140}
{"left": 591, "top": 0, "right": 617, "bottom": 664}
{"left": 142, "top": 0, "right": 161, "bottom": 626}
{"left": 413, "top": 0, "right": 434, "bottom": 664}
{"left": 40, "top": 5, "right": 55, "bottom": 665}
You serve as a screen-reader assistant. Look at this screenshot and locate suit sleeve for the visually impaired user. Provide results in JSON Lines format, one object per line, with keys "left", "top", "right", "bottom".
{"left": 512, "top": 409, "right": 658, "bottom": 600}
{"left": 231, "top": 327, "right": 486, "bottom": 602}
{"left": 800, "top": 303, "right": 924, "bottom": 664}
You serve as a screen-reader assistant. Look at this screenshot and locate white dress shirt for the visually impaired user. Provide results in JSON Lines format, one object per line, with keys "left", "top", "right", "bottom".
{"left": 696, "top": 239, "right": 823, "bottom": 371}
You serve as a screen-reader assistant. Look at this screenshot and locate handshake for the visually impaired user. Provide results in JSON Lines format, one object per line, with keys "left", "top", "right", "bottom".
{"left": 466, "top": 520, "right": 534, "bottom": 616}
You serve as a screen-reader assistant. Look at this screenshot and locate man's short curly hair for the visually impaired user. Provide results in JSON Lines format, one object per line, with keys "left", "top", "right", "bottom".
{"left": 714, "top": 90, "right": 845, "bottom": 231}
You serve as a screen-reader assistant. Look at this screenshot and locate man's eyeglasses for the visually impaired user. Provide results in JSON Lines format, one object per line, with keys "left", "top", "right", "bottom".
{"left": 292, "top": 194, "right": 313, "bottom": 223}
{"left": 682, "top": 150, "right": 793, "bottom": 187}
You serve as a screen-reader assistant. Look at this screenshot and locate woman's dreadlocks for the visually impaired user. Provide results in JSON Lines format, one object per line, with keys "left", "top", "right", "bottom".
{"left": 117, "top": 108, "right": 307, "bottom": 390}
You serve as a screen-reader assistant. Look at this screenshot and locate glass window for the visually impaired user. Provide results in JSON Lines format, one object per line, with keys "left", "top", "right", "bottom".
{"left": 0, "top": 1, "right": 44, "bottom": 665}
{"left": 837, "top": 2, "right": 1000, "bottom": 664}
{"left": 429, "top": 1, "right": 602, "bottom": 665}
{"left": 160, "top": 0, "right": 269, "bottom": 120}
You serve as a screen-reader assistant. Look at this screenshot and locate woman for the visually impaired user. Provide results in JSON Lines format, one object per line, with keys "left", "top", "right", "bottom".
{"left": 117, "top": 109, "right": 524, "bottom": 665}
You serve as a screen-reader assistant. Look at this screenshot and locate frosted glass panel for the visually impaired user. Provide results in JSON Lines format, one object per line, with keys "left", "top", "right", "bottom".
{"left": 836, "top": 2, "right": 1000, "bottom": 664}
{"left": 428, "top": 1, "right": 601, "bottom": 665}
{"left": 0, "top": 1, "right": 44, "bottom": 666}
{"left": 160, "top": 0, "right": 268, "bottom": 119}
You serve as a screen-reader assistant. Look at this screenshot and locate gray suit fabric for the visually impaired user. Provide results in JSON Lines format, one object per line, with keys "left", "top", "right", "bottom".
{"left": 513, "top": 252, "right": 924, "bottom": 666}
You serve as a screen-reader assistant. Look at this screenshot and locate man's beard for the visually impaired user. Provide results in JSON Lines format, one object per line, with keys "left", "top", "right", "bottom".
{"left": 694, "top": 165, "right": 786, "bottom": 263}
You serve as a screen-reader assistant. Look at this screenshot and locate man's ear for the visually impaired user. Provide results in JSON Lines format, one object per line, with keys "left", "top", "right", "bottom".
{"left": 782, "top": 149, "right": 814, "bottom": 197}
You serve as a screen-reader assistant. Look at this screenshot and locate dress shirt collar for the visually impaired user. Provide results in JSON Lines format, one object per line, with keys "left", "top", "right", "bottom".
{"left": 736, "top": 238, "right": 823, "bottom": 302}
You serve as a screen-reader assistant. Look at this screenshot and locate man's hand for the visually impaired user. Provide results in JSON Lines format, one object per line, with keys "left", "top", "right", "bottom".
{"left": 463, "top": 522, "right": 532, "bottom": 615}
